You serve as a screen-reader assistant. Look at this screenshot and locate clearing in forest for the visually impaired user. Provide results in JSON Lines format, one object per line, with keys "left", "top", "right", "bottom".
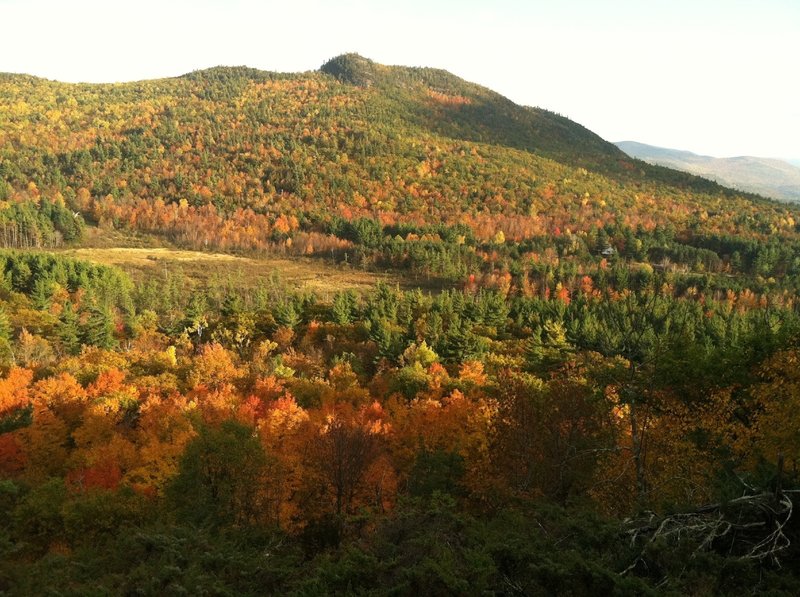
{"left": 62, "top": 246, "right": 406, "bottom": 296}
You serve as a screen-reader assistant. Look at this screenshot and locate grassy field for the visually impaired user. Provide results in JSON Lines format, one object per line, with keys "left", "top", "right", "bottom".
{"left": 56, "top": 227, "right": 427, "bottom": 297}
{"left": 63, "top": 246, "right": 405, "bottom": 296}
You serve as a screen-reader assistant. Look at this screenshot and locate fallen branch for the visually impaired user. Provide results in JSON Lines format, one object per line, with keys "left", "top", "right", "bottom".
{"left": 621, "top": 489, "right": 795, "bottom": 577}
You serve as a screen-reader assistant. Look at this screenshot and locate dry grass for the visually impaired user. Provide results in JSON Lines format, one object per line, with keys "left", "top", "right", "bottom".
{"left": 61, "top": 246, "right": 401, "bottom": 296}
{"left": 55, "top": 227, "right": 445, "bottom": 296}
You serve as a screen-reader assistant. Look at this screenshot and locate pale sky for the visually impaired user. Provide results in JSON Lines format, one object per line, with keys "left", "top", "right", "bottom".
{"left": 1, "top": 0, "right": 798, "bottom": 159}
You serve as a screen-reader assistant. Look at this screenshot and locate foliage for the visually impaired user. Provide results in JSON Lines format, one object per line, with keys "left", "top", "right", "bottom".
{"left": 1, "top": 55, "right": 800, "bottom": 593}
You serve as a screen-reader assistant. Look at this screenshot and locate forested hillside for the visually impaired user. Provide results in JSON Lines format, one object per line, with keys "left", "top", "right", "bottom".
{"left": 0, "top": 55, "right": 799, "bottom": 594}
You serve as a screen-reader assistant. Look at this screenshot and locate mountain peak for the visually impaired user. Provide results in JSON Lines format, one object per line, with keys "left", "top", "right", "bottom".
{"left": 319, "top": 54, "right": 469, "bottom": 94}
{"left": 320, "top": 53, "right": 381, "bottom": 87}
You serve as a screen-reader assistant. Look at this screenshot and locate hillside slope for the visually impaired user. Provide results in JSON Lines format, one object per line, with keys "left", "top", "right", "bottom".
{"left": 0, "top": 55, "right": 798, "bottom": 260}
{"left": 616, "top": 140, "right": 800, "bottom": 202}
{"left": 319, "top": 53, "right": 624, "bottom": 167}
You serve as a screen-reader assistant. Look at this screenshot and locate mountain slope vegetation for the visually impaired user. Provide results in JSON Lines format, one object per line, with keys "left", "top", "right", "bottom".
{"left": 1, "top": 55, "right": 795, "bottom": 256}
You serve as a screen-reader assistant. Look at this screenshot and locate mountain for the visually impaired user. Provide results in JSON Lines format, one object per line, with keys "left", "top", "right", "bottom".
{"left": 616, "top": 141, "right": 800, "bottom": 202}
{"left": 318, "top": 54, "right": 625, "bottom": 167}
{"left": 0, "top": 54, "right": 797, "bottom": 260}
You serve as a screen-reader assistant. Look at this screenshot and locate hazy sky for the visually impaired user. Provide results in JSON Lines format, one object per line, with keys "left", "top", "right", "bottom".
{"left": 1, "top": 0, "right": 798, "bottom": 159}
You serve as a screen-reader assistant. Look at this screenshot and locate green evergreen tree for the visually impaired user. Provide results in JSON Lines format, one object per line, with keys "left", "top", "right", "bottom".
{"left": 331, "top": 291, "right": 357, "bottom": 325}
{"left": 274, "top": 299, "right": 301, "bottom": 330}
{"left": 220, "top": 292, "right": 243, "bottom": 319}
{"left": 441, "top": 321, "right": 486, "bottom": 363}
{"left": 0, "top": 304, "right": 11, "bottom": 344}
{"left": 58, "top": 302, "right": 82, "bottom": 355}
{"left": 0, "top": 304, "right": 13, "bottom": 366}
{"left": 369, "top": 316, "right": 401, "bottom": 361}
{"left": 525, "top": 320, "right": 573, "bottom": 374}
{"left": 9, "top": 258, "right": 32, "bottom": 293}
{"left": 184, "top": 292, "right": 210, "bottom": 342}
{"left": 30, "top": 277, "right": 53, "bottom": 311}
{"left": 81, "top": 306, "right": 117, "bottom": 349}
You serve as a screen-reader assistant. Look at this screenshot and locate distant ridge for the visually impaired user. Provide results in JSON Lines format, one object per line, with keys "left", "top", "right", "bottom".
{"left": 616, "top": 141, "right": 800, "bottom": 202}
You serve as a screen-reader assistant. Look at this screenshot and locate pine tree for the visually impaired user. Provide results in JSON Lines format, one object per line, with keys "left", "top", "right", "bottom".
{"left": 369, "top": 316, "right": 400, "bottom": 361}
{"left": 30, "top": 277, "right": 53, "bottom": 311}
{"left": 332, "top": 291, "right": 357, "bottom": 325}
{"left": 58, "top": 302, "right": 82, "bottom": 355}
{"left": 0, "top": 304, "right": 11, "bottom": 344}
{"left": 220, "top": 292, "right": 243, "bottom": 319}
{"left": 0, "top": 304, "right": 13, "bottom": 366}
{"left": 184, "top": 292, "right": 210, "bottom": 342}
{"left": 442, "top": 321, "right": 486, "bottom": 364}
{"left": 274, "top": 299, "right": 301, "bottom": 330}
{"left": 81, "top": 306, "right": 117, "bottom": 349}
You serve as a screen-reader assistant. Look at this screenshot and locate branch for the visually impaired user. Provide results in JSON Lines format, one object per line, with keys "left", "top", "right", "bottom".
{"left": 621, "top": 490, "right": 795, "bottom": 577}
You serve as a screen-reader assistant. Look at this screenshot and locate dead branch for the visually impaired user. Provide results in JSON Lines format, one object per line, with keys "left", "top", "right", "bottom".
{"left": 621, "top": 489, "right": 795, "bottom": 577}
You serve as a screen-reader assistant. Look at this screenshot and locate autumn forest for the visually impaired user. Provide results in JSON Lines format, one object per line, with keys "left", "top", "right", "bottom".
{"left": 0, "top": 54, "right": 799, "bottom": 594}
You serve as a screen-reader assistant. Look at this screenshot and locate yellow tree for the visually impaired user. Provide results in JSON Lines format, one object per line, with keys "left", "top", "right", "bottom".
{"left": 125, "top": 392, "right": 196, "bottom": 494}
{"left": 17, "top": 373, "right": 88, "bottom": 480}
